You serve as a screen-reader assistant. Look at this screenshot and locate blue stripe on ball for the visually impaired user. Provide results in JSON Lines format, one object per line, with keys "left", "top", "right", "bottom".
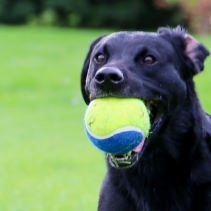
{"left": 85, "top": 126, "right": 144, "bottom": 154}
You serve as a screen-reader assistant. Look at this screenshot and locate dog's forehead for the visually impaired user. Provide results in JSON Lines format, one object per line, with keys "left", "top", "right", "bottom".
{"left": 100, "top": 31, "right": 158, "bottom": 45}
{"left": 94, "top": 31, "right": 173, "bottom": 54}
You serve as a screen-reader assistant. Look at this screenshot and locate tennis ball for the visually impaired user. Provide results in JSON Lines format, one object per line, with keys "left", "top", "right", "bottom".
{"left": 84, "top": 98, "right": 150, "bottom": 154}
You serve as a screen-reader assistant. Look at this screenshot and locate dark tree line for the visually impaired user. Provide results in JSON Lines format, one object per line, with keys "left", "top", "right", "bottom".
{"left": 0, "top": 0, "right": 187, "bottom": 30}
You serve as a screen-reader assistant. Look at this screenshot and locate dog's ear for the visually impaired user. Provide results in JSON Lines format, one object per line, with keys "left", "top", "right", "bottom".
{"left": 81, "top": 35, "right": 106, "bottom": 104}
{"left": 184, "top": 34, "right": 210, "bottom": 75}
{"left": 158, "top": 26, "right": 210, "bottom": 77}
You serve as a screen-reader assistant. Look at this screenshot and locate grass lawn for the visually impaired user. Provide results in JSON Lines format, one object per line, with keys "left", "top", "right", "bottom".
{"left": 0, "top": 26, "right": 210, "bottom": 211}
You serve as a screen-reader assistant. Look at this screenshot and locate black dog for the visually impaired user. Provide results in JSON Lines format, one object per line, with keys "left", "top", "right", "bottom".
{"left": 81, "top": 26, "right": 211, "bottom": 211}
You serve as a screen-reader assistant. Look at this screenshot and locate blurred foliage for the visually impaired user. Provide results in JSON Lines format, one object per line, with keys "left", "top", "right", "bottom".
{"left": 0, "top": 0, "right": 187, "bottom": 30}
{"left": 167, "top": 0, "right": 211, "bottom": 33}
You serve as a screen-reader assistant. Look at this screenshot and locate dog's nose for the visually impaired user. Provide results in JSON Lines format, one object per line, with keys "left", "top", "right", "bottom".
{"left": 95, "top": 67, "right": 124, "bottom": 86}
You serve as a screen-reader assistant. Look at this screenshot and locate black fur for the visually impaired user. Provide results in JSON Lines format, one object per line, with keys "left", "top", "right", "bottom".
{"left": 81, "top": 26, "right": 211, "bottom": 211}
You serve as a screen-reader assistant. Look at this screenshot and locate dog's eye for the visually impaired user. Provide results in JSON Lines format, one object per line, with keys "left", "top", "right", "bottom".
{"left": 143, "top": 56, "right": 156, "bottom": 65}
{"left": 95, "top": 53, "right": 105, "bottom": 63}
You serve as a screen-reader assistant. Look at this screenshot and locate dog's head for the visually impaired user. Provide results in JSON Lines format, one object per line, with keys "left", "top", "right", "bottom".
{"left": 81, "top": 26, "right": 210, "bottom": 169}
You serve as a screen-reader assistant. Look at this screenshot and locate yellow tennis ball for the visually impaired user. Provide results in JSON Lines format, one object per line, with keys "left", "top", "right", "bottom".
{"left": 84, "top": 98, "right": 150, "bottom": 154}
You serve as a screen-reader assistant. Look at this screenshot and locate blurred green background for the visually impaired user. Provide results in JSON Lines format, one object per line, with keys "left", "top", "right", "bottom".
{"left": 0, "top": 0, "right": 210, "bottom": 32}
{"left": 0, "top": 0, "right": 211, "bottom": 211}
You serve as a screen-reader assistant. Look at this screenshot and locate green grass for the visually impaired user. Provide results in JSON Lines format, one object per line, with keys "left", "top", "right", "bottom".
{"left": 0, "top": 26, "right": 210, "bottom": 211}
{"left": 194, "top": 34, "right": 211, "bottom": 112}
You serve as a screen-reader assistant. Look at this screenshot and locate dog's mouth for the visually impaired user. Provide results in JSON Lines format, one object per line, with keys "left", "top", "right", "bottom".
{"left": 108, "top": 99, "right": 164, "bottom": 169}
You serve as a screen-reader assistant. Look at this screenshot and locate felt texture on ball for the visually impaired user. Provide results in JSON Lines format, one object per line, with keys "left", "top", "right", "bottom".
{"left": 84, "top": 98, "right": 150, "bottom": 154}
